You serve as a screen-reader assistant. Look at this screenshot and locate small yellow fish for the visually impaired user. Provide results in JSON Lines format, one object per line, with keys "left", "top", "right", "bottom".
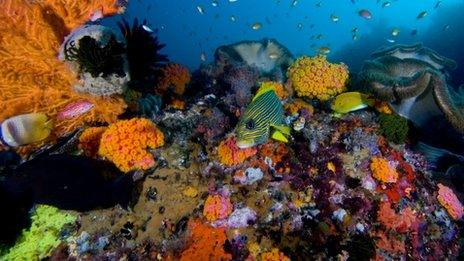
{"left": 0, "top": 113, "right": 53, "bottom": 147}
{"left": 331, "top": 92, "right": 375, "bottom": 115}
{"left": 252, "top": 22, "right": 262, "bottom": 30}
{"left": 391, "top": 28, "right": 400, "bottom": 36}
{"left": 330, "top": 14, "right": 339, "bottom": 22}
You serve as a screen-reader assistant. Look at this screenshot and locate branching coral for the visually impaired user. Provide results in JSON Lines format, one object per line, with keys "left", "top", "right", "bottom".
{"left": 378, "top": 113, "right": 409, "bottom": 144}
{"left": 0, "top": 0, "right": 126, "bottom": 144}
{"left": 1, "top": 205, "right": 76, "bottom": 260}
{"left": 203, "top": 194, "right": 233, "bottom": 222}
{"left": 437, "top": 183, "right": 464, "bottom": 220}
{"left": 179, "top": 220, "right": 232, "bottom": 261}
{"left": 217, "top": 136, "right": 257, "bottom": 166}
{"left": 98, "top": 118, "right": 164, "bottom": 172}
{"left": 370, "top": 157, "right": 398, "bottom": 183}
{"left": 78, "top": 126, "right": 107, "bottom": 157}
{"left": 287, "top": 55, "right": 349, "bottom": 101}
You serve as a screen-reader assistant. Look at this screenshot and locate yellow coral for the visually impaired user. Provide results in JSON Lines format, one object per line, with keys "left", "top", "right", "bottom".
{"left": 98, "top": 118, "right": 164, "bottom": 172}
{"left": 0, "top": 0, "right": 126, "bottom": 149}
{"left": 260, "top": 248, "right": 291, "bottom": 261}
{"left": 261, "top": 81, "right": 288, "bottom": 100}
{"left": 78, "top": 126, "right": 107, "bottom": 157}
{"left": 370, "top": 157, "right": 398, "bottom": 183}
{"left": 217, "top": 136, "right": 257, "bottom": 166}
{"left": 287, "top": 55, "right": 349, "bottom": 101}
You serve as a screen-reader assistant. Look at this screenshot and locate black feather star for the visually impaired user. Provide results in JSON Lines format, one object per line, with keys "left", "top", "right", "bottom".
{"left": 118, "top": 18, "right": 169, "bottom": 92}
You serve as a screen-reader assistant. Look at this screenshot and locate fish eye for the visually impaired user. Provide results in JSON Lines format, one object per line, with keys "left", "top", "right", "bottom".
{"left": 246, "top": 119, "right": 255, "bottom": 130}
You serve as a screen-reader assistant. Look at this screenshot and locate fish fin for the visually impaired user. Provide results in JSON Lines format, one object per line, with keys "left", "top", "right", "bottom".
{"left": 271, "top": 124, "right": 291, "bottom": 135}
{"left": 271, "top": 130, "right": 288, "bottom": 143}
{"left": 361, "top": 93, "right": 376, "bottom": 107}
{"left": 253, "top": 84, "right": 274, "bottom": 101}
{"left": 331, "top": 112, "right": 344, "bottom": 118}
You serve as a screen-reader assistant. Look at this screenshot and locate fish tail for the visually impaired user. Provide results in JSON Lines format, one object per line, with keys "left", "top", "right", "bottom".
{"left": 361, "top": 93, "right": 376, "bottom": 107}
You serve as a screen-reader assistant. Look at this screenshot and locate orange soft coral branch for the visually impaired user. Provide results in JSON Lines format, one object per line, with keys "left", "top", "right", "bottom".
{"left": 0, "top": 0, "right": 126, "bottom": 149}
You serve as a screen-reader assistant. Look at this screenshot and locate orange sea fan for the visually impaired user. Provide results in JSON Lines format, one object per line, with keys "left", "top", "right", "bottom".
{"left": 155, "top": 63, "right": 191, "bottom": 96}
{"left": 0, "top": 0, "right": 126, "bottom": 147}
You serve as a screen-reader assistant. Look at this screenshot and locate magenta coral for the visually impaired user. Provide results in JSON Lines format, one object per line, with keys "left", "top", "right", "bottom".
{"left": 437, "top": 183, "right": 464, "bottom": 220}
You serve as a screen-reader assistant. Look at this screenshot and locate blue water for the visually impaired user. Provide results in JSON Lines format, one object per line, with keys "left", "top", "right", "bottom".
{"left": 112, "top": 0, "right": 463, "bottom": 84}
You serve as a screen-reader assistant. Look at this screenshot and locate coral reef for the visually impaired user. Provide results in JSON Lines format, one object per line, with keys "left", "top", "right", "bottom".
{"left": 359, "top": 44, "right": 464, "bottom": 133}
{"left": 60, "top": 24, "right": 129, "bottom": 96}
{"left": 378, "top": 113, "right": 409, "bottom": 144}
{"left": 1, "top": 205, "right": 76, "bottom": 260}
{"left": 437, "top": 183, "right": 464, "bottom": 220}
{"left": 287, "top": 55, "right": 349, "bottom": 101}
{"left": 155, "top": 63, "right": 190, "bottom": 96}
{"left": 78, "top": 127, "right": 107, "bottom": 157}
{"left": 0, "top": 0, "right": 127, "bottom": 144}
{"left": 260, "top": 248, "right": 291, "bottom": 261}
{"left": 217, "top": 136, "right": 258, "bottom": 166}
{"left": 179, "top": 220, "right": 232, "bottom": 261}
{"left": 203, "top": 194, "right": 233, "bottom": 222}
{"left": 98, "top": 118, "right": 164, "bottom": 172}
{"left": 214, "top": 38, "right": 294, "bottom": 81}
{"left": 370, "top": 157, "right": 398, "bottom": 183}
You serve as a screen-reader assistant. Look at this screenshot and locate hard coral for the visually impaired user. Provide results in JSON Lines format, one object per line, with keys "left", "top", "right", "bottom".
{"left": 180, "top": 220, "right": 232, "bottom": 261}
{"left": 78, "top": 127, "right": 107, "bottom": 157}
{"left": 287, "top": 55, "right": 349, "bottom": 101}
{"left": 98, "top": 118, "right": 164, "bottom": 172}
{"left": 0, "top": 0, "right": 126, "bottom": 143}
{"left": 437, "top": 183, "right": 464, "bottom": 220}
{"left": 370, "top": 157, "right": 398, "bottom": 183}
{"left": 217, "top": 136, "right": 257, "bottom": 166}
{"left": 203, "top": 194, "right": 233, "bottom": 222}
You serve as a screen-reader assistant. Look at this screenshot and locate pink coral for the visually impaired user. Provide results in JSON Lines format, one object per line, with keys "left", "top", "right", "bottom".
{"left": 437, "top": 183, "right": 464, "bottom": 220}
{"left": 377, "top": 201, "right": 417, "bottom": 233}
{"left": 217, "top": 136, "right": 257, "bottom": 166}
{"left": 203, "top": 194, "right": 233, "bottom": 222}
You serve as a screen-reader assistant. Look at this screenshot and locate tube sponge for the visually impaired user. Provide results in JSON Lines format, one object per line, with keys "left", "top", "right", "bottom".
{"left": 217, "top": 136, "right": 257, "bottom": 166}
{"left": 370, "top": 157, "right": 398, "bottom": 183}
{"left": 1, "top": 205, "right": 76, "bottom": 260}
{"left": 98, "top": 118, "right": 164, "bottom": 172}
{"left": 437, "top": 183, "right": 464, "bottom": 220}
{"left": 287, "top": 55, "right": 349, "bottom": 101}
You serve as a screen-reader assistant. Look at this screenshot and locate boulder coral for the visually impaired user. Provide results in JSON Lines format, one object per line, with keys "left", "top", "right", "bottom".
{"left": 217, "top": 136, "right": 257, "bottom": 166}
{"left": 98, "top": 118, "right": 164, "bottom": 172}
{"left": 287, "top": 55, "right": 349, "bottom": 101}
{"left": 370, "top": 157, "right": 398, "bottom": 183}
{"left": 0, "top": 0, "right": 127, "bottom": 143}
{"left": 437, "top": 183, "right": 464, "bottom": 220}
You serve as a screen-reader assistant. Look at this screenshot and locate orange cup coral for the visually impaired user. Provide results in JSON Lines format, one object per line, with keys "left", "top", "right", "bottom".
{"left": 284, "top": 98, "right": 314, "bottom": 116}
{"left": 217, "top": 136, "right": 257, "bottom": 166}
{"left": 180, "top": 220, "right": 232, "bottom": 261}
{"left": 203, "top": 194, "right": 233, "bottom": 222}
{"left": 260, "top": 248, "right": 291, "bottom": 261}
{"left": 370, "top": 157, "right": 398, "bottom": 183}
{"left": 78, "top": 126, "right": 107, "bottom": 157}
{"left": 155, "top": 63, "right": 191, "bottom": 96}
{"left": 98, "top": 118, "right": 164, "bottom": 172}
{"left": 437, "top": 183, "right": 464, "bottom": 220}
{"left": 287, "top": 55, "right": 349, "bottom": 101}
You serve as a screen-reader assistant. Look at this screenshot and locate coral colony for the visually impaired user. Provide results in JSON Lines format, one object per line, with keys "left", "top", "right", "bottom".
{"left": 1, "top": 0, "right": 464, "bottom": 260}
